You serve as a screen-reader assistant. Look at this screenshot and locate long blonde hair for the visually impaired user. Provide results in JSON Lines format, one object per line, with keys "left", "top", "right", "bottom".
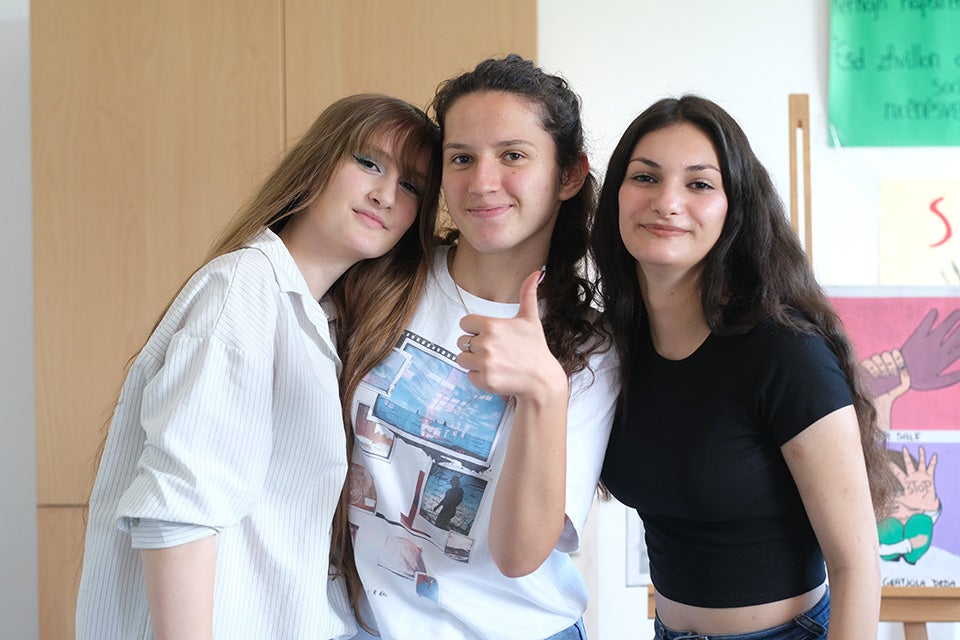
{"left": 90, "top": 94, "right": 442, "bottom": 620}
{"left": 209, "top": 93, "right": 440, "bottom": 262}
{"left": 185, "top": 93, "right": 443, "bottom": 620}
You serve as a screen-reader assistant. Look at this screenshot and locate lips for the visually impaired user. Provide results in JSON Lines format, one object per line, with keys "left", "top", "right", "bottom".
{"left": 641, "top": 222, "right": 687, "bottom": 237}
{"left": 466, "top": 203, "right": 512, "bottom": 219}
{"left": 354, "top": 208, "right": 386, "bottom": 229}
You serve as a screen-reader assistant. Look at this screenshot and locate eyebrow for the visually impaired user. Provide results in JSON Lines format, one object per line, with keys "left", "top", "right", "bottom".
{"left": 628, "top": 156, "right": 721, "bottom": 173}
{"left": 443, "top": 139, "right": 536, "bottom": 152}
{"left": 362, "top": 145, "right": 428, "bottom": 183}
{"left": 361, "top": 145, "right": 395, "bottom": 163}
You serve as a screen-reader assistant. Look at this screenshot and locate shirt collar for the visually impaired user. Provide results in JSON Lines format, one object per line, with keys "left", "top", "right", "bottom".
{"left": 246, "top": 228, "right": 340, "bottom": 366}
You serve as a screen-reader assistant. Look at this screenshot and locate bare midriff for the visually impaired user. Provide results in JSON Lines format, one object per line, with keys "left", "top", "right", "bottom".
{"left": 654, "top": 583, "right": 827, "bottom": 635}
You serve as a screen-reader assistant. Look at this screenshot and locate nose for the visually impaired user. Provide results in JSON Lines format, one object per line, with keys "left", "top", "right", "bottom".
{"left": 369, "top": 180, "right": 396, "bottom": 209}
{"left": 651, "top": 180, "right": 680, "bottom": 217}
{"left": 468, "top": 156, "right": 500, "bottom": 195}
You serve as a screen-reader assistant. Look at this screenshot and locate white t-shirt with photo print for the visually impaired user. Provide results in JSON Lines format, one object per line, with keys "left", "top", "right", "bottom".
{"left": 347, "top": 246, "right": 618, "bottom": 640}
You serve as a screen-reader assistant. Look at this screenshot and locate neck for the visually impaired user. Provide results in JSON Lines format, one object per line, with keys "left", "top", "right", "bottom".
{"left": 278, "top": 219, "right": 350, "bottom": 301}
{"left": 639, "top": 265, "right": 711, "bottom": 361}
{"left": 448, "top": 242, "right": 546, "bottom": 303}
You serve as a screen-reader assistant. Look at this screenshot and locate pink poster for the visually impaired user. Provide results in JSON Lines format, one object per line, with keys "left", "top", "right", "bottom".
{"left": 831, "top": 295, "right": 960, "bottom": 430}
{"left": 832, "top": 291, "right": 960, "bottom": 586}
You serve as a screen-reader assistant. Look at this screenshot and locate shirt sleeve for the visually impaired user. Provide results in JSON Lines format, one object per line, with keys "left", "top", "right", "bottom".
{"left": 128, "top": 518, "right": 219, "bottom": 549}
{"left": 762, "top": 327, "right": 853, "bottom": 445}
{"left": 555, "top": 342, "right": 620, "bottom": 553}
{"left": 115, "top": 250, "right": 279, "bottom": 532}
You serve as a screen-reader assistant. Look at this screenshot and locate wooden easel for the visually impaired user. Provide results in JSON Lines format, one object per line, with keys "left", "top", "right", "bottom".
{"left": 880, "top": 586, "right": 960, "bottom": 640}
{"left": 788, "top": 93, "right": 813, "bottom": 266}
{"left": 788, "top": 93, "right": 960, "bottom": 639}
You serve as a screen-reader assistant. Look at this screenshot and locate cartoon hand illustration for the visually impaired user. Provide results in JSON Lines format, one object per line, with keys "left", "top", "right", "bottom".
{"left": 899, "top": 308, "right": 960, "bottom": 391}
{"left": 888, "top": 446, "right": 940, "bottom": 520}
{"left": 861, "top": 349, "right": 910, "bottom": 430}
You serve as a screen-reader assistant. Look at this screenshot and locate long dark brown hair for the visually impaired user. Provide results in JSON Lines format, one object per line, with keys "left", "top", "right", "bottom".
{"left": 591, "top": 95, "right": 894, "bottom": 516}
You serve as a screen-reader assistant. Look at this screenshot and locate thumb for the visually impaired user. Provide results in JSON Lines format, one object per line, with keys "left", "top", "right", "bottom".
{"left": 516, "top": 266, "right": 546, "bottom": 320}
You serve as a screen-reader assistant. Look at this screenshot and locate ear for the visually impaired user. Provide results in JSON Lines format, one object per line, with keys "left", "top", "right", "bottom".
{"left": 558, "top": 153, "right": 589, "bottom": 202}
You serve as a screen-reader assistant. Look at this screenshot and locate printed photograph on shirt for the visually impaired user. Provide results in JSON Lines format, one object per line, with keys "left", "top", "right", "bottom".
{"left": 364, "top": 332, "right": 509, "bottom": 467}
{"left": 351, "top": 436, "right": 487, "bottom": 561}
{"left": 365, "top": 348, "right": 410, "bottom": 395}
{"left": 349, "top": 463, "right": 378, "bottom": 513}
{"left": 355, "top": 401, "right": 396, "bottom": 459}
{"left": 415, "top": 571, "right": 439, "bottom": 602}
{"left": 350, "top": 331, "right": 512, "bottom": 566}
{"left": 830, "top": 288, "right": 960, "bottom": 587}
{"left": 378, "top": 535, "right": 427, "bottom": 580}
{"left": 418, "top": 463, "right": 486, "bottom": 537}
{"left": 372, "top": 534, "right": 442, "bottom": 602}
{"left": 443, "top": 530, "right": 474, "bottom": 563}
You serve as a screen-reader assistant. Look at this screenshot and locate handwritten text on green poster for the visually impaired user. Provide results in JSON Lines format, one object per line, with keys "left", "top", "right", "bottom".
{"left": 829, "top": 0, "right": 960, "bottom": 146}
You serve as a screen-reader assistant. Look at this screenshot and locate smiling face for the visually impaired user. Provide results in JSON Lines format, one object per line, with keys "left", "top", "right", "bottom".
{"left": 618, "top": 123, "right": 728, "bottom": 279}
{"left": 304, "top": 136, "right": 427, "bottom": 264}
{"left": 440, "top": 91, "right": 574, "bottom": 263}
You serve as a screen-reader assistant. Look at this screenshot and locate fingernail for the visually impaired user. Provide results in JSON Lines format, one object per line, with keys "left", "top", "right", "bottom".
{"left": 537, "top": 265, "right": 547, "bottom": 285}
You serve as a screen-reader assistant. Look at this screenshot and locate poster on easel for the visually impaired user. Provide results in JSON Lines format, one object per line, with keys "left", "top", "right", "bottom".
{"left": 831, "top": 290, "right": 960, "bottom": 588}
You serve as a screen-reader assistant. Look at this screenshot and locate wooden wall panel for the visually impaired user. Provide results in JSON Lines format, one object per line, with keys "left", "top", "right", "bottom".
{"left": 33, "top": 3, "right": 537, "bottom": 638}
{"left": 38, "top": 507, "right": 85, "bottom": 640}
{"left": 284, "top": 0, "right": 537, "bottom": 139}
{"left": 32, "top": 0, "right": 285, "bottom": 506}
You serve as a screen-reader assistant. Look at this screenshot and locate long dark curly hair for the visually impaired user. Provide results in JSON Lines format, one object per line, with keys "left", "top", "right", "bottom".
{"left": 431, "top": 54, "right": 603, "bottom": 375}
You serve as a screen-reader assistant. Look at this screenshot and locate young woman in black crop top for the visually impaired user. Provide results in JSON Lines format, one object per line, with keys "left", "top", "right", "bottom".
{"left": 590, "top": 96, "right": 895, "bottom": 639}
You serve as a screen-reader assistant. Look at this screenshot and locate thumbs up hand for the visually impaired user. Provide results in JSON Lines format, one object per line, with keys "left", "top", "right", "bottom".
{"left": 456, "top": 267, "right": 567, "bottom": 400}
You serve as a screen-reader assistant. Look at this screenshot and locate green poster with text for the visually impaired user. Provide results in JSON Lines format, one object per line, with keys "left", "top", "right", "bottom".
{"left": 829, "top": 0, "right": 960, "bottom": 146}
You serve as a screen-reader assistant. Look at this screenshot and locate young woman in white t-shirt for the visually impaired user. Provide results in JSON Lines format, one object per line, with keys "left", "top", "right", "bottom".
{"left": 344, "top": 55, "right": 618, "bottom": 640}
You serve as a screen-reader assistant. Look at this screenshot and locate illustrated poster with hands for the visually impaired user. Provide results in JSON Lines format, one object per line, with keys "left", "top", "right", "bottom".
{"left": 831, "top": 291, "right": 960, "bottom": 588}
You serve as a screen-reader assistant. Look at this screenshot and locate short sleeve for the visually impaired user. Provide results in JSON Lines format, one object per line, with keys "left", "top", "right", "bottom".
{"left": 556, "top": 343, "right": 620, "bottom": 552}
{"left": 129, "top": 519, "right": 219, "bottom": 549}
{"left": 761, "top": 327, "right": 852, "bottom": 445}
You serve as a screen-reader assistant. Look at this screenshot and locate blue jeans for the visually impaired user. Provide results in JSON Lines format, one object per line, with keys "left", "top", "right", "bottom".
{"left": 544, "top": 618, "right": 587, "bottom": 640}
{"left": 653, "top": 589, "right": 829, "bottom": 640}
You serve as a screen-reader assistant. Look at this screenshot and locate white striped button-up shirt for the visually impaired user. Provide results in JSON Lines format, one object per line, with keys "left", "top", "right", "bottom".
{"left": 76, "top": 229, "right": 356, "bottom": 640}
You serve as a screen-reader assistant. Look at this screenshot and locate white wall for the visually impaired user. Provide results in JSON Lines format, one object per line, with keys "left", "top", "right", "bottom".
{"left": 0, "top": 0, "right": 39, "bottom": 638}
{"left": 539, "top": 1, "right": 960, "bottom": 638}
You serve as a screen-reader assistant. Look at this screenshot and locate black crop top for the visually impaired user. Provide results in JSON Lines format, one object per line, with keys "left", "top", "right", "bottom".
{"left": 601, "top": 318, "right": 852, "bottom": 607}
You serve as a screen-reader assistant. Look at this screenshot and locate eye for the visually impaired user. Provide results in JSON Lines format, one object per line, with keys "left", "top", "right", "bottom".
{"left": 689, "top": 180, "right": 715, "bottom": 191}
{"left": 627, "top": 173, "right": 656, "bottom": 184}
{"left": 354, "top": 154, "right": 382, "bottom": 173}
{"left": 502, "top": 151, "right": 524, "bottom": 162}
{"left": 448, "top": 154, "right": 472, "bottom": 165}
{"left": 399, "top": 180, "right": 423, "bottom": 198}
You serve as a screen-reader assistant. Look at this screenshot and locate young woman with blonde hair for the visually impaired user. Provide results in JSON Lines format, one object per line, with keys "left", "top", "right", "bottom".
{"left": 76, "top": 94, "right": 441, "bottom": 640}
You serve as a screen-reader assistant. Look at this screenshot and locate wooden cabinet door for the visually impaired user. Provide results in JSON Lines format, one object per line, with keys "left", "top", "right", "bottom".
{"left": 33, "top": 2, "right": 535, "bottom": 637}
